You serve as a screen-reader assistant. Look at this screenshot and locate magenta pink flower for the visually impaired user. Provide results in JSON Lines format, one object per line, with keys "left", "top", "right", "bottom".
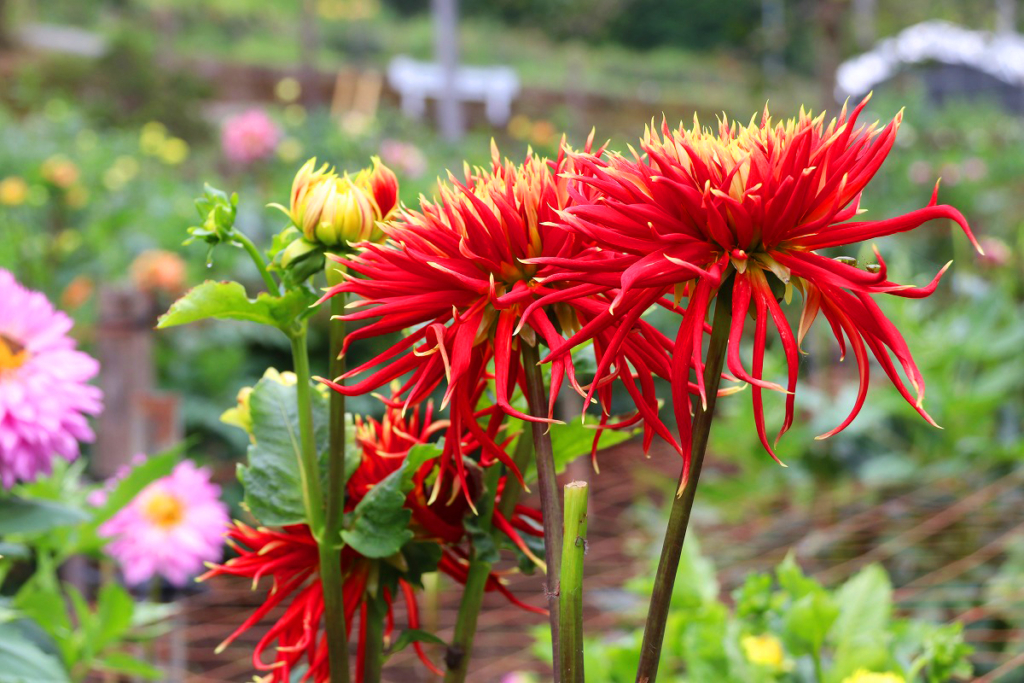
{"left": 0, "top": 269, "right": 102, "bottom": 489}
{"left": 99, "top": 460, "right": 229, "bottom": 586}
{"left": 221, "top": 109, "right": 281, "bottom": 165}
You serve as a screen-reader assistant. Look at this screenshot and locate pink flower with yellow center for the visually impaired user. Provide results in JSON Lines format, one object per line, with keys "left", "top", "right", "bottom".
{"left": 550, "top": 97, "right": 979, "bottom": 476}
{"left": 99, "top": 460, "right": 229, "bottom": 586}
{"left": 0, "top": 269, "right": 102, "bottom": 488}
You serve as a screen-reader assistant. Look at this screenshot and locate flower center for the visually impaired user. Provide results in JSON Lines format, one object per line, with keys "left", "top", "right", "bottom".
{"left": 0, "top": 334, "right": 28, "bottom": 374}
{"left": 141, "top": 490, "right": 185, "bottom": 528}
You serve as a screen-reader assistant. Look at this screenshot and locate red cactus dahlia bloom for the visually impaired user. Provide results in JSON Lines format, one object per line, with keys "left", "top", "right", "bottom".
{"left": 549, "top": 97, "right": 979, "bottom": 475}
{"left": 201, "top": 403, "right": 542, "bottom": 682}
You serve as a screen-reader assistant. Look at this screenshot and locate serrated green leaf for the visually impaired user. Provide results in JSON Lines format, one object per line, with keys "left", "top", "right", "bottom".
{"left": 157, "top": 280, "right": 313, "bottom": 332}
{"left": 0, "top": 498, "right": 88, "bottom": 536}
{"left": 341, "top": 441, "right": 442, "bottom": 559}
{"left": 0, "top": 623, "right": 70, "bottom": 683}
{"left": 237, "top": 373, "right": 329, "bottom": 526}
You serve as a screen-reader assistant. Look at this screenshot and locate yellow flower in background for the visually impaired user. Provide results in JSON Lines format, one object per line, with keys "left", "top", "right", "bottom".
{"left": 284, "top": 104, "right": 307, "bottom": 128}
{"left": 275, "top": 77, "right": 302, "bottom": 103}
{"left": 277, "top": 138, "right": 303, "bottom": 164}
{"left": 64, "top": 186, "right": 89, "bottom": 210}
{"left": 160, "top": 138, "right": 189, "bottom": 165}
{"left": 0, "top": 177, "right": 29, "bottom": 206}
{"left": 507, "top": 114, "right": 532, "bottom": 140}
{"left": 41, "top": 156, "right": 79, "bottom": 189}
{"left": 140, "top": 121, "right": 168, "bottom": 155}
{"left": 741, "top": 634, "right": 791, "bottom": 672}
{"left": 103, "top": 156, "right": 141, "bottom": 191}
{"left": 530, "top": 119, "right": 556, "bottom": 146}
{"left": 841, "top": 670, "right": 905, "bottom": 683}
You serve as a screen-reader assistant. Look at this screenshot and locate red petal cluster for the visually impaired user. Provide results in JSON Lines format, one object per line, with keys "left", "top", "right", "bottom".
{"left": 202, "top": 402, "right": 542, "bottom": 681}
{"left": 549, "top": 96, "right": 978, "bottom": 478}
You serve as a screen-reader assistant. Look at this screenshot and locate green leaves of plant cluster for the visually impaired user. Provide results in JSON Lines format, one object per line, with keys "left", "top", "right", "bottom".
{"left": 342, "top": 442, "right": 442, "bottom": 559}
{"left": 559, "top": 540, "right": 974, "bottom": 683}
{"left": 234, "top": 372, "right": 332, "bottom": 526}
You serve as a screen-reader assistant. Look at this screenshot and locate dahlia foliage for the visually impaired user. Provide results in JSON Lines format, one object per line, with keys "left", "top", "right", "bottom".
{"left": 159, "top": 95, "right": 974, "bottom": 682}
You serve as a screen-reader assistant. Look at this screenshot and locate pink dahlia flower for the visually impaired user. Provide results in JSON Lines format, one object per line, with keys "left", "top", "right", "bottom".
{"left": 221, "top": 109, "right": 281, "bottom": 165}
{"left": 0, "top": 269, "right": 102, "bottom": 488}
{"left": 99, "top": 460, "right": 229, "bottom": 587}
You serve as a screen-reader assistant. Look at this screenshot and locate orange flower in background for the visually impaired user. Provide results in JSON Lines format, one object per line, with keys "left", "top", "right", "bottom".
{"left": 40, "top": 155, "right": 79, "bottom": 189}
{"left": 130, "top": 249, "right": 187, "bottom": 296}
{"left": 552, "top": 96, "right": 979, "bottom": 476}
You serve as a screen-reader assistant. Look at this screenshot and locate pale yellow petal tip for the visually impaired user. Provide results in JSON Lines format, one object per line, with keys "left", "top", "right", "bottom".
{"left": 214, "top": 642, "right": 229, "bottom": 655}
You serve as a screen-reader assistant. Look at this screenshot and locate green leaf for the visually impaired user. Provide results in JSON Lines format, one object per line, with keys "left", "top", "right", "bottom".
{"left": 782, "top": 590, "right": 839, "bottom": 657}
{"left": 341, "top": 442, "right": 442, "bottom": 559}
{"left": 0, "top": 542, "right": 30, "bottom": 561}
{"left": 387, "top": 629, "right": 446, "bottom": 658}
{"left": 157, "top": 280, "right": 313, "bottom": 332}
{"left": 0, "top": 498, "right": 88, "bottom": 536}
{"left": 831, "top": 564, "right": 892, "bottom": 647}
{"left": 95, "top": 583, "right": 134, "bottom": 652}
{"left": 518, "top": 418, "right": 636, "bottom": 483}
{"left": 0, "top": 623, "right": 71, "bottom": 683}
{"left": 237, "top": 373, "right": 329, "bottom": 526}
{"left": 465, "top": 516, "right": 500, "bottom": 564}
{"left": 95, "top": 652, "right": 162, "bottom": 679}
{"left": 775, "top": 552, "right": 822, "bottom": 600}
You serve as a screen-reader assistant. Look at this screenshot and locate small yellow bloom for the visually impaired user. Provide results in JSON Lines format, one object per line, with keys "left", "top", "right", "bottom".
{"left": 275, "top": 77, "right": 302, "bottom": 103}
{"left": 841, "top": 670, "right": 905, "bottom": 683}
{"left": 64, "top": 185, "right": 89, "bottom": 209}
{"left": 140, "top": 121, "right": 168, "bottom": 155}
{"left": 160, "top": 138, "right": 189, "bottom": 165}
{"left": 741, "top": 634, "right": 791, "bottom": 672}
{"left": 0, "top": 177, "right": 28, "bottom": 206}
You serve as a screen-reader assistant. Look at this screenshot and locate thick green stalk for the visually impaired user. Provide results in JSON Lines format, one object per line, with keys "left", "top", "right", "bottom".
{"left": 520, "top": 341, "right": 563, "bottom": 681}
{"left": 235, "top": 231, "right": 280, "bottom": 294}
{"left": 288, "top": 328, "right": 325, "bottom": 534}
{"left": 363, "top": 592, "right": 387, "bottom": 683}
{"left": 559, "top": 482, "right": 589, "bottom": 683}
{"left": 635, "top": 289, "right": 732, "bottom": 683}
{"left": 320, "top": 291, "right": 351, "bottom": 682}
{"left": 445, "top": 463, "right": 503, "bottom": 682}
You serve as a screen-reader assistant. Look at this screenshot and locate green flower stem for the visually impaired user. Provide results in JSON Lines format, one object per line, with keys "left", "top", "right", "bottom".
{"left": 290, "top": 325, "right": 350, "bottom": 682}
{"left": 288, "top": 327, "right": 325, "bottom": 534}
{"left": 812, "top": 649, "right": 826, "bottom": 683}
{"left": 320, "top": 291, "right": 351, "bottom": 682}
{"left": 444, "top": 464, "right": 503, "bottom": 682}
{"left": 635, "top": 287, "right": 732, "bottom": 683}
{"left": 520, "top": 341, "right": 563, "bottom": 681}
{"left": 235, "top": 231, "right": 280, "bottom": 294}
{"left": 559, "top": 481, "right": 589, "bottom": 683}
{"left": 363, "top": 590, "right": 387, "bottom": 683}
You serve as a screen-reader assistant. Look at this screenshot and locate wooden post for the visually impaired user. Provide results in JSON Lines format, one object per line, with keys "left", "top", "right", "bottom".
{"left": 94, "top": 286, "right": 156, "bottom": 478}
{"left": 432, "top": 0, "right": 464, "bottom": 141}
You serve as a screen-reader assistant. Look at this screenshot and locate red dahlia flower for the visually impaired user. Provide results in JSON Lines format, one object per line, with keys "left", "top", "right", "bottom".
{"left": 551, "top": 97, "right": 979, "bottom": 476}
{"left": 202, "top": 403, "right": 543, "bottom": 681}
{"left": 321, "top": 138, "right": 698, "bottom": 477}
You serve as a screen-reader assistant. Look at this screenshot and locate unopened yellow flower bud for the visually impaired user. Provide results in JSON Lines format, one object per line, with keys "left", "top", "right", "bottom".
{"left": 313, "top": 179, "right": 376, "bottom": 246}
